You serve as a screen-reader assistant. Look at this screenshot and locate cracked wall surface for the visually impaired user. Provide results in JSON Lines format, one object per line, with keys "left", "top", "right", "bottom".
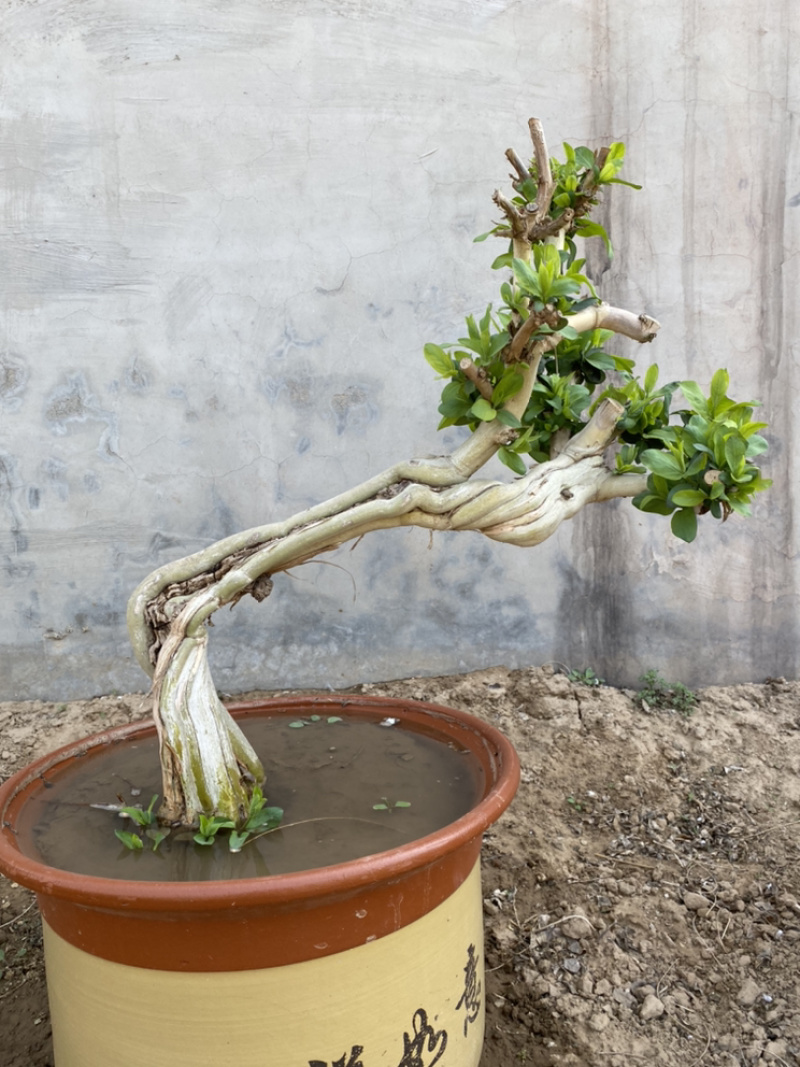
{"left": 0, "top": 0, "right": 797, "bottom": 699}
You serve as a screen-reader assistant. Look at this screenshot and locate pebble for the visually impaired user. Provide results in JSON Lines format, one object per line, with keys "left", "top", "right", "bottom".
{"left": 683, "top": 891, "right": 712, "bottom": 910}
{"left": 560, "top": 913, "right": 592, "bottom": 939}
{"left": 738, "top": 978, "right": 763, "bottom": 1007}
{"left": 613, "top": 987, "right": 636, "bottom": 1009}
{"left": 588, "top": 1012, "right": 611, "bottom": 1032}
{"left": 765, "top": 1038, "right": 789, "bottom": 1060}
{"left": 640, "top": 994, "right": 665, "bottom": 1021}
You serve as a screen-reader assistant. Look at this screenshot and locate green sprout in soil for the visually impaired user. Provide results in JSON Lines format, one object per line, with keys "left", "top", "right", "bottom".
{"left": 636, "top": 669, "right": 697, "bottom": 717}
{"left": 566, "top": 666, "right": 605, "bottom": 687}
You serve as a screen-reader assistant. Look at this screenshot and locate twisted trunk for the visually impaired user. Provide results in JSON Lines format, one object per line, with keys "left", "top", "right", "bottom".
{"left": 127, "top": 297, "right": 658, "bottom": 826}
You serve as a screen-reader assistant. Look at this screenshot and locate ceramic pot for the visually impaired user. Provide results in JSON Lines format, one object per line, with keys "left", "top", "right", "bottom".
{"left": 0, "top": 694, "right": 519, "bottom": 1067}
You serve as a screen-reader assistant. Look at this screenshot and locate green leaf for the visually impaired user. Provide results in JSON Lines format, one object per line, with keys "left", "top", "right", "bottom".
{"left": 709, "top": 368, "right": 730, "bottom": 414}
{"left": 496, "top": 409, "right": 522, "bottom": 428}
{"left": 605, "top": 177, "right": 642, "bottom": 190}
{"left": 145, "top": 828, "right": 168, "bottom": 852}
{"left": 115, "top": 829, "right": 143, "bottom": 851}
{"left": 470, "top": 397, "right": 497, "bottom": 421}
{"left": 245, "top": 805, "right": 283, "bottom": 832}
{"left": 394, "top": 801, "right": 411, "bottom": 809}
{"left": 671, "top": 507, "right": 698, "bottom": 542}
{"left": 679, "top": 380, "right": 708, "bottom": 414}
{"left": 633, "top": 494, "right": 674, "bottom": 516}
{"left": 119, "top": 805, "right": 150, "bottom": 827}
{"left": 643, "top": 364, "right": 659, "bottom": 394}
{"left": 671, "top": 489, "right": 706, "bottom": 507}
{"left": 491, "top": 371, "right": 524, "bottom": 406}
{"left": 575, "top": 146, "right": 596, "bottom": 170}
{"left": 728, "top": 498, "right": 753, "bottom": 517}
{"left": 685, "top": 451, "right": 709, "bottom": 477}
{"left": 372, "top": 803, "right": 389, "bottom": 811}
{"left": 498, "top": 447, "right": 528, "bottom": 476}
{"left": 491, "top": 252, "right": 513, "bottom": 271}
{"left": 488, "top": 330, "right": 511, "bottom": 358}
{"left": 512, "top": 258, "right": 543, "bottom": 298}
{"left": 327, "top": 716, "right": 342, "bottom": 723}
{"left": 423, "top": 343, "right": 454, "bottom": 377}
{"left": 229, "top": 831, "right": 250, "bottom": 853}
{"left": 641, "top": 450, "right": 685, "bottom": 480}
{"left": 724, "top": 435, "right": 747, "bottom": 472}
{"left": 574, "top": 219, "right": 613, "bottom": 258}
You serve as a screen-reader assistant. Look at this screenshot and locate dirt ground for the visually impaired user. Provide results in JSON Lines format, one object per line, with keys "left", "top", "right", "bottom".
{"left": 1, "top": 665, "right": 799, "bottom": 1067}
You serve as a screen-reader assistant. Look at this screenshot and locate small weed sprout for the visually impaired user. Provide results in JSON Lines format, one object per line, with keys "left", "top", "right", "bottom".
{"left": 636, "top": 669, "right": 697, "bottom": 717}
{"left": 115, "top": 794, "right": 166, "bottom": 852}
{"left": 373, "top": 797, "right": 412, "bottom": 812}
{"left": 566, "top": 667, "right": 605, "bottom": 687}
{"left": 113, "top": 785, "right": 283, "bottom": 853}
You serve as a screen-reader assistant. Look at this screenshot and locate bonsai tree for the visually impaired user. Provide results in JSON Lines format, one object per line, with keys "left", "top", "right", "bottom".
{"left": 127, "top": 118, "right": 770, "bottom": 832}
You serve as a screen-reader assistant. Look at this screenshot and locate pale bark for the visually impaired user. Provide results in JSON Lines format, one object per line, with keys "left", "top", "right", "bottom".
{"left": 126, "top": 118, "right": 663, "bottom": 827}
{"left": 128, "top": 305, "right": 658, "bottom": 827}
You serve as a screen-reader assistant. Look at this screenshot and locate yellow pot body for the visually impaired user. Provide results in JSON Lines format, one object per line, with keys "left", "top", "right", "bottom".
{"left": 45, "top": 861, "right": 485, "bottom": 1067}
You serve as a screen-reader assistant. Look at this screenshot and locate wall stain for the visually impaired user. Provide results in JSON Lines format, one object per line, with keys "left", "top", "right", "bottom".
{"left": 40, "top": 458, "right": 69, "bottom": 502}
{"left": 330, "top": 384, "right": 377, "bottom": 436}
{"left": 554, "top": 503, "right": 635, "bottom": 684}
{"left": 44, "top": 372, "right": 122, "bottom": 463}
{"left": 0, "top": 450, "right": 27, "bottom": 553}
{"left": 0, "top": 353, "right": 30, "bottom": 411}
{"left": 125, "top": 356, "right": 152, "bottom": 392}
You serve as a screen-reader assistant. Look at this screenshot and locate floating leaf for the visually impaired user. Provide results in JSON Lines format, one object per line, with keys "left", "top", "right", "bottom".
{"left": 229, "top": 831, "right": 250, "bottom": 853}
{"left": 145, "top": 828, "right": 168, "bottom": 852}
{"left": 115, "top": 829, "right": 143, "bottom": 851}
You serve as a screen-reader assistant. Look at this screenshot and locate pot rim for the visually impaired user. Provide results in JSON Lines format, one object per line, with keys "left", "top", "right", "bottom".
{"left": 0, "top": 694, "right": 519, "bottom": 912}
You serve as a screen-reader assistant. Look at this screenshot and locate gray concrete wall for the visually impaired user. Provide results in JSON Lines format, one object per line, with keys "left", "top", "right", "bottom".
{"left": 0, "top": 0, "right": 797, "bottom": 700}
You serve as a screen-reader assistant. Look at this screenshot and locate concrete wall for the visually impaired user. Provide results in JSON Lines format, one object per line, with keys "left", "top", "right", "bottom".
{"left": 1, "top": 0, "right": 797, "bottom": 700}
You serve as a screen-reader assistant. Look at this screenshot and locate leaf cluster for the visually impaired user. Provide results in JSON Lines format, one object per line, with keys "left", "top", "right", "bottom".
{"left": 636, "top": 669, "right": 697, "bottom": 717}
{"left": 114, "top": 786, "right": 283, "bottom": 854}
{"left": 628, "top": 369, "right": 771, "bottom": 542}
{"left": 423, "top": 137, "right": 771, "bottom": 541}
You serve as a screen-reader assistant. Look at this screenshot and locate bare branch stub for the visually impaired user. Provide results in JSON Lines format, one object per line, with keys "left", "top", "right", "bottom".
{"left": 505, "top": 147, "right": 529, "bottom": 184}
{"left": 459, "top": 358, "right": 494, "bottom": 400}
{"left": 528, "top": 118, "right": 555, "bottom": 225}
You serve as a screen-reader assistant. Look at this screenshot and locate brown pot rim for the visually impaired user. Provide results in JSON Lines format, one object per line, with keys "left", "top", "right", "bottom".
{"left": 0, "top": 694, "right": 520, "bottom": 914}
